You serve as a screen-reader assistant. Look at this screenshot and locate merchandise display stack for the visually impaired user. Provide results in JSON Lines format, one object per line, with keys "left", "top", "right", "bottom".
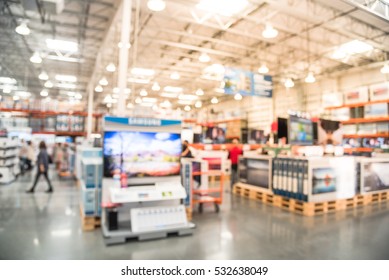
{"left": 0, "top": 138, "right": 20, "bottom": 184}
{"left": 79, "top": 147, "right": 103, "bottom": 231}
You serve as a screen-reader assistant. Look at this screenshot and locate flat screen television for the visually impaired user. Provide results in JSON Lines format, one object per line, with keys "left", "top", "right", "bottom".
{"left": 204, "top": 126, "right": 226, "bottom": 144}
{"left": 361, "top": 161, "right": 389, "bottom": 193}
{"left": 248, "top": 129, "right": 265, "bottom": 144}
{"left": 103, "top": 131, "right": 181, "bottom": 178}
{"left": 288, "top": 115, "right": 313, "bottom": 145}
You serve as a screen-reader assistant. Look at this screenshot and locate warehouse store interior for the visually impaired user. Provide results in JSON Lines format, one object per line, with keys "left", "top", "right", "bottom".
{"left": 1, "top": 0, "right": 389, "bottom": 260}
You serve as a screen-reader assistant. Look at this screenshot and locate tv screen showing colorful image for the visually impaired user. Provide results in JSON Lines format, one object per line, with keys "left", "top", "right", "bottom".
{"left": 289, "top": 115, "right": 313, "bottom": 145}
{"left": 103, "top": 131, "right": 181, "bottom": 178}
{"left": 204, "top": 127, "right": 226, "bottom": 144}
{"left": 312, "top": 167, "right": 337, "bottom": 194}
{"left": 362, "top": 162, "right": 389, "bottom": 193}
{"left": 249, "top": 129, "right": 265, "bottom": 144}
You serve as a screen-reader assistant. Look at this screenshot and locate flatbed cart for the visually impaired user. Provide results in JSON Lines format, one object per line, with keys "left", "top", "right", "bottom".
{"left": 191, "top": 171, "right": 224, "bottom": 213}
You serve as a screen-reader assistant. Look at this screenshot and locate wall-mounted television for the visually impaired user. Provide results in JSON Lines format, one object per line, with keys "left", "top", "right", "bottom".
{"left": 288, "top": 115, "right": 313, "bottom": 145}
{"left": 248, "top": 129, "right": 265, "bottom": 144}
{"left": 277, "top": 117, "right": 288, "bottom": 144}
{"left": 103, "top": 131, "right": 181, "bottom": 178}
{"left": 204, "top": 126, "right": 226, "bottom": 144}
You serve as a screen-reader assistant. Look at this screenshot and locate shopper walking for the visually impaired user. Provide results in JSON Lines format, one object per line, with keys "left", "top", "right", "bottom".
{"left": 26, "top": 141, "right": 53, "bottom": 193}
{"left": 229, "top": 138, "right": 243, "bottom": 190}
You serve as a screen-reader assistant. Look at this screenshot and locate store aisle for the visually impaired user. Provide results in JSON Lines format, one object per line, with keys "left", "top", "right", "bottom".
{"left": 1, "top": 173, "right": 389, "bottom": 260}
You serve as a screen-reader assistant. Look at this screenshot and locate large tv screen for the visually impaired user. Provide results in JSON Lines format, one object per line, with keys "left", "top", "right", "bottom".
{"left": 103, "top": 131, "right": 181, "bottom": 178}
{"left": 204, "top": 127, "right": 226, "bottom": 144}
{"left": 362, "top": 162, "right": 389, "bottom": 193}
{"left": 289, "top": 115, "right": 313, "bottom": 145}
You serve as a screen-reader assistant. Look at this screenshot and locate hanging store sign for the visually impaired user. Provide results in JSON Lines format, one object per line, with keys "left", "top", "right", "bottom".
{"left": 223, "top": 67, "right": 273, "bottom": 98}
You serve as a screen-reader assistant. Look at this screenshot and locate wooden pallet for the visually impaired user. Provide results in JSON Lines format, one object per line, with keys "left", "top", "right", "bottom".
{"left": 80, "top": 206, "right": 101, "bottom": 231}
{"left": 186, "top": 207, "right": 193, "bottom": 221}
{"left": 233, "top": 183, "right": 389, "bottom": 217}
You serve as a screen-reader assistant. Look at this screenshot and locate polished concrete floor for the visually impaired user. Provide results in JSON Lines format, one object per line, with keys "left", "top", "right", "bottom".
{"left": 1, "top": 170, "right": 389, "bottom": 260}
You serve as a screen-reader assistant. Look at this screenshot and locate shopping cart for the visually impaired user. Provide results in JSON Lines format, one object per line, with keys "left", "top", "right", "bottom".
{"left": 191, "top": 171, "right": 224, "bottom": 213}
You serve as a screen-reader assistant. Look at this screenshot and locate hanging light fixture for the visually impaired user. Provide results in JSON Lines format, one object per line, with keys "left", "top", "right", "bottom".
{"left": 152, "top": 82, "right": 160, "bottom": 91}
{"left": 305, "top": 72, "right": 316, "bottom": 83}
{"left": 284, "top": 78, "right": 294, "bottom": 88}
{"left": 95, "top": 85, "right": 103, "bottom": 92}
{"left": 262, "top": 24, "right": 278, "bottom": 39}
{"left": 106, "top": 63, "right": 116, "bottom": 72}
{"left": 195, "top": 101, "right": 202, "bottom": 108}
{"left": 211, "top": 97, "right": 219, "bottom": 104}
{"left": 127, "top": 103, "right": 134, "bottom": 109}
{"left": 234, "top": 93, "right": 243, "bottom": 100}
{"left": 135, "top": 97, "right": 142, "bottom": 104}
{"left": 99, "top": 77, "right": 108, "bottom": 86}
{"left": 30, "top": 52, "right": 42, "bottom": 64}
{"left": 140, "top": 89, "right": 148, "bottom": 96}
{"left": 15, "top": 22, "right": 31, "bottom": 36}
{"left": 184, "top": 105, "right": 191, "bottom": 112}
{"left": 40, "top": 90, "right": 49, "bottom": 97}
{"left": 199, "top": 53, "right": 211, "bottom": 63}
{"left": 147, "top": 0, "right": 166, "bottom": 11}
{"left": 258, "top": 64, "right": 269, "bottom": 74}
{"left": 38, "top": 71, "right": 49, "bottom": 80}
{"left": 44, "top": 80, "right": 53, "bottom": 88}
{"left": 170, "top": 72, "right": 180, "bottom": 80}
{"left": 381, "top": 63, "right": 389, "bottom": 74}
{"left": 195, "top": 88, "right": 204, "bottom": 96}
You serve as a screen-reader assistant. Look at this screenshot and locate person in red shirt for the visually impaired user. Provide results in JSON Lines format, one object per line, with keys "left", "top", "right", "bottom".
{"left": 229, "top": 138, "right": 243, "bottom": 190}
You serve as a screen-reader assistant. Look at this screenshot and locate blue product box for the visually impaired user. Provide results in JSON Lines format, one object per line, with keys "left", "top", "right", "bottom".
{"left": 81, "top": 158, "right": 103, "bottom": 188}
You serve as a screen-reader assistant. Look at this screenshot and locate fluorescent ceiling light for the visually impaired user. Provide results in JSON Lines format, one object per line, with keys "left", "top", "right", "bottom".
{"left": 161, "top": 92, "right": 178, "bottom": 98}
{"left": 234, "top": 93, "right": 242, "bottom": 100}
{"left": 332, "top": 40, "right": 373, "bottom": 60}
{"left": 30, "top": 52, "right": 42, "bottom": 64}
{"left": 195, "top": 101, "right": 202, "bottom": 108}
{"left": 57, "top": 83, "right": 76, "bottom": 89}
{"left": 196, "top": 0, "right": 249, "bottom": 17}
{"left": 380, "top": 63, "right": 389, "bottom": 74}
{"left": 163, "top": 86, "right": 183, "bottom": 93}
{"left": 152, "top": 82, "right": 160, "bottom": 91}
{"left": 258, "top": 64, "right": 269, "bottom": 74}
{"left": 331, "top": 49, "right": 346, "bottom": 60}
{"left": 178, "top": 100, "right": 193, "bottom": 105}
{"left": 3, "top": 86, "right": 12, "bottom": 94}
{"left": 140, "top": 102, "right": 154, "bottom": 107}
{"left": 118, "top": 42, "right": 131, "bottom": 49}
{"left": 128, "top": 77, "right": 150, "bottom": 84}
{"left": 66, "top": 92, "right": 75, "bottom": 97}
{"left": 147, "top": 0, "right": 166, "bottom": 12}
{"left": 262, "top": 24, "right": 278, "bottom": 39}
{"left": 99, "top": 77, "right": 108, "bottom": 86}
{"left": 140, "top": 89, "right": 148, "bottom": 96}
{"left": 55, "top": 74, "right": 77, "bottom": 83}
{"left": 202, "top": 64, "right": 225, "bottom": 81}
{"left": 106, "top": 63, "right": 116, "bottom": 72}
{"left": 305, "top": 72, "right": 316, "bottom": 83}
{"left": 16, "top": 91, "right": 31, "bottom": 98}
{"left": 196, "top": 88, "right": 204, "bottom": 96}
{"left": 44, "top": 81, "right": 53, "bottom": 88}
{"left": 95, "top": 85, "right": 103, "bottom": 92}
{"left": 15, "top": 22, "right": 31, "bottom": 36}
{"left": 214, "top": 88, "right": 225, "bottom": 93}
{"left": 211, "top": 97, "right": 219, "bottom": 104}
{"left": 46, "top": 55, "right": 84, "bottom": 63}
{"left": 39, "top": 71, "right": 49, "bottom": 80}
{"left": 40, "top": 90, "right": 49, "bottom": 97}
{"left": 284, "top": 78, "right": 294, "bottom": 88}
{"left": 184, "top": 105, "right": 191, "bottom": 111}
{"left": 179, "top": 94, "right": 198, "bottom": 101}
{"left": 131, "top": 67, "right": 155, "bottom": 76}
{"left": 199, "top": 53, "right": 211, "bottom": 63}
{"left": 142, "top": 97, "right": 157, "bottom": 103}
{"left": 46, "top": 39, "right": 78, "bottom": 52}
{"left": 170, "top": 72, "right": 180, "bottom": 80}
{"left": 0, "top": 77, "right": 17, "bottom": 84}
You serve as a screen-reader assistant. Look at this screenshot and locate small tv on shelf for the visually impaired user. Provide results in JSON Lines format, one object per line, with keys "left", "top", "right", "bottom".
{"left": 288, "top": 115, "right": 314, "bottom": 145}
{"left": 277, "top": 117, "right": 288, "bottom": 143}
{"left": 103, "top": 131, "right": 181, "bottom": 178}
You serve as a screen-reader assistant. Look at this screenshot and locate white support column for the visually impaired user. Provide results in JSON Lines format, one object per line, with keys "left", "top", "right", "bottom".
{"left": 86, "top": 82, "right": 94, "bottom": 139}
{"left": 117, "top": 0, "right": 132, "bottom": 116}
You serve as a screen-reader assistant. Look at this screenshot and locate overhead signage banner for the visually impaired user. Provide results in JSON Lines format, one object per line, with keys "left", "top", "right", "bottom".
{"left": 223, "top": 67, "right": 273, "bottom": 98}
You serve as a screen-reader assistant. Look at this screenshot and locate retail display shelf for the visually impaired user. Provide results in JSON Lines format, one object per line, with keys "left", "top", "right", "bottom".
{"left": 32, "top": 131, "right": 87, "bottom": 136}
{"left": 325, "top": 99, "right": 389, "bottom": 110}
{"left": 343, "top": 133, "right": 389, "bottom": 138}
{"left": 344, "top": 147, "right": 374, "bottom": 153}
{"left": 341, "top": 117, "right": 389, "bottom": 124}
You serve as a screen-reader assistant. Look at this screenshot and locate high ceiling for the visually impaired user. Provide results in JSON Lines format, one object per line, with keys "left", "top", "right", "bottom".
{"left": 0, "top": 0, "right": 388, "bottom": 113}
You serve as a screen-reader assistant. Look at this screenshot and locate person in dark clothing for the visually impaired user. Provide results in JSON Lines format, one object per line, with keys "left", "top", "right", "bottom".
{"left": 181, "top": 140, "right": 193, "bottom": 158}
{"left": 229, "top": 138, "right": 243, "bottom": 189}
{"left": 26, "top": 141, "right": 53, "bottom": 193}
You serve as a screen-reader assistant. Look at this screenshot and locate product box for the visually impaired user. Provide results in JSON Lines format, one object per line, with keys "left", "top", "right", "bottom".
{"left": 81, "top": 158, "right": 103, "bottom": 188}
{"left": 80, "top": 183, "right": 101, "bottom": 216}
{"left": 344, "top": 87, "right": 369, "bottom": 105}
{"left": 369, "top": 82, "right": 389, "bottom": 101}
